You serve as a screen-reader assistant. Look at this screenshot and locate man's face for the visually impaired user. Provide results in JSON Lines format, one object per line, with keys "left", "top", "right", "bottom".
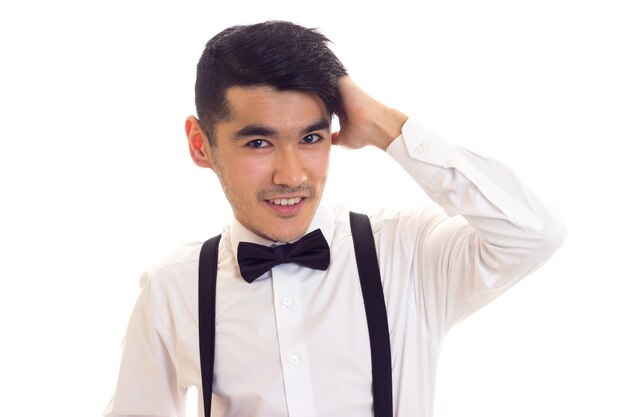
{"left": 200, "top": 86, "right": 332, "bottom": 242}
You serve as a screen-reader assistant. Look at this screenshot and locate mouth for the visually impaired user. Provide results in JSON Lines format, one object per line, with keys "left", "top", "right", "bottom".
{"left": 267, "top": 197, "right": 303, "bottom": 206}
{"left": 263, "top": 196, "right": 307, "bottom": 216}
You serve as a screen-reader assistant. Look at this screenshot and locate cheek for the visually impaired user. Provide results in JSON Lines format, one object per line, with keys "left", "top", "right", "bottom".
{"left": 305, "top": 149, "right": 331, "bottom": 179}
{"left": 223, "top": 157, "right": 271, "bottom": 193}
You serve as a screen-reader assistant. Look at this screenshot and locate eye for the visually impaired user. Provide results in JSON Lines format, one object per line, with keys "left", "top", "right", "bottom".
{"left": 301, "top": 133, "right": 322, "bottom": 144}
{"left": 246, "top": 139, "right": 271, "bottom": 149}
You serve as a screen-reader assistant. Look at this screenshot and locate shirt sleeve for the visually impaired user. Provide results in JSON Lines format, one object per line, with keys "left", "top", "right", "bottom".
{"left": 103, "top": 273, "right": 187, "bottom": 417}
{"left": 384, "top": 118, "right": 567, "bottom": 339}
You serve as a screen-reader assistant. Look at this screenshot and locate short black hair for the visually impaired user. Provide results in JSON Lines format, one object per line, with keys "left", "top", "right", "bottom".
{"left": 195, "top": 21, "right": 348, "bottom": 144}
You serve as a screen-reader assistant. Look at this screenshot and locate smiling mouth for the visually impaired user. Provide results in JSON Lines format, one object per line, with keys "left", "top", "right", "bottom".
{"left": 267, "top": 197, "right": 303, "bottom": 206}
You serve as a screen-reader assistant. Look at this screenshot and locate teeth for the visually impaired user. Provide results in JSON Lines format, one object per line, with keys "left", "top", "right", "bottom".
{"left": 270, "top": 197, "right": 302, "bottom": 206}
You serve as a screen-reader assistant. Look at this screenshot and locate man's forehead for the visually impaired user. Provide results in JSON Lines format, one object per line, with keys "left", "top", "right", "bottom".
{"left": 221, "top": 85, "right": 331, "bottom": 133}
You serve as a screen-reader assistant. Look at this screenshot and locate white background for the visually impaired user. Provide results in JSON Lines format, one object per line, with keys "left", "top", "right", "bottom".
{"left": 1, "top": 0, "right": 624, "bottom": 416}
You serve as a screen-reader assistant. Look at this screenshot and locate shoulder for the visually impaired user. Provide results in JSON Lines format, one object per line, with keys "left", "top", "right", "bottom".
{"left": 139, "top": 241, "right": 205, "bottom": 290}
{"left": 369, "top": 204, "right": 448, "bottom": 237}
{"left": 329, "top": 201, "right": 448, "bottom": 238}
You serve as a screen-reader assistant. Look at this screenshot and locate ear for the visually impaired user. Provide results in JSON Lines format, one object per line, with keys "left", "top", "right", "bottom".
{"left": 185, "top": 116, "right": 213, "bottom": 169}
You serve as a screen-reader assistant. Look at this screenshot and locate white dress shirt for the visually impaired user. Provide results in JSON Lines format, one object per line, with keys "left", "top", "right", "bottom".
{"left": 104, "top": 118, "right": 566, "bottom": 417}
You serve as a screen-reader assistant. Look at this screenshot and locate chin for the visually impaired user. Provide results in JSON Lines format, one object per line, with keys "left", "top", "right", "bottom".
{"left": 265, "top": 228, "right": 307, "bottom": 243}
{"left": 257, "top": 219, "right": 310, "bottom": 243}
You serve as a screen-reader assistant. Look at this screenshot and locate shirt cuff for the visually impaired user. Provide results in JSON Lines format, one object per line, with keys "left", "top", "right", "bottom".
{"left": 389, "top": 117, "right": 455, "bottom": 166}
{"left": 386, "top": 118, "right": 454, "bottom": 186}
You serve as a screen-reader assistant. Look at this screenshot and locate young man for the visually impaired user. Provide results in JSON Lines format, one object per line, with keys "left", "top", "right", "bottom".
{"left": 104, "top": 21, "right": 565, "bottom": 417}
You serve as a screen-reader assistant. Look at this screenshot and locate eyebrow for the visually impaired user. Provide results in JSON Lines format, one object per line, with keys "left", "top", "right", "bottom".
{"left": 302, "top": 119, "right": 331, "bottom": 136}
{"left": 232, "top": 118, "right": 331, "bottom": 140}
{"left": 233, "top": 125, "right": 278, "bottom": 139}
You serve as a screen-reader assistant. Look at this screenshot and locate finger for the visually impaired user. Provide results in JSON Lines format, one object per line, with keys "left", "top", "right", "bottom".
{"left": 331, "top": 131, "right": 340, "bottom": 145}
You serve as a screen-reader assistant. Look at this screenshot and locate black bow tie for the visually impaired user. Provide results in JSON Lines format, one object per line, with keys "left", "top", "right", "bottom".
{"left": 237, "top": 229, "right": 330, "bottom": 283}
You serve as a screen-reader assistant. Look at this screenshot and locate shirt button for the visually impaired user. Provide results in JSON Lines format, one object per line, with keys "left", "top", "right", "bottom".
{"left": 289, "top": 355, "right": 300, "bottom": 366}
{"left": 413, "top": 143, "right": 425, "bottom": 153}
{"left": 282, "top": 296, "right": 292, "bottom": 307}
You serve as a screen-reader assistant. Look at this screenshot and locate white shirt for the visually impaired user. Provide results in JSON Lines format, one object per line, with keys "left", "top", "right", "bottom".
{"left": 104, "top": 118, "right": 566, "bottom": 417}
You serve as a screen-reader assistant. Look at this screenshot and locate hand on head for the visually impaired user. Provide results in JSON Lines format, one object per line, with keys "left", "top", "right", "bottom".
{"left": 332, "top": 77, "right": 408, "bottom": 151}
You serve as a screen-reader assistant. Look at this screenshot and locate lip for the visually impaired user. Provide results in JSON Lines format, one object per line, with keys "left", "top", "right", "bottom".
{"left": 264, "top": 196, "right": 307, "bottom": 216}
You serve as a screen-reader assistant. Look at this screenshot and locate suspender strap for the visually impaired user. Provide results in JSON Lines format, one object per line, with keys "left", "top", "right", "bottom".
{"left": 198, "top": 212, "right": 393, "bottom": 417}
{"left": 349, "top": 211, "right": 394, "bottom": 417}
{"left": 198, "top": 234, "right": 221, "bottom": 417}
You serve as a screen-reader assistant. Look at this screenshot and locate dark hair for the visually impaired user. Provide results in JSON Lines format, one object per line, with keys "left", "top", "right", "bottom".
{"left": 195, "top": 21, "right": 348, "bottom": 144}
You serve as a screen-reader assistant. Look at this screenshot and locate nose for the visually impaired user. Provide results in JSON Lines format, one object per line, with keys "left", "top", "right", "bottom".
{"left": 272, "top": 147, "right": 307, "bottom": 188}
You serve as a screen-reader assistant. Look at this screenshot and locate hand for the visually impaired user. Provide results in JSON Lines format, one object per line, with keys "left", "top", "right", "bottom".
{"left": 332, "top": 77, "right": 408, "bottom": 151}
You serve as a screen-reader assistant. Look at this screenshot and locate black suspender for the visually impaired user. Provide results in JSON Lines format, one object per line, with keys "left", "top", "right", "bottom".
{"left": 198, "top": 233, "right": 221, "bottom": 416}
{"left": 349, "top": 212, "right": 394, "bottom": 417}
{"left": 198, "top": 212, "right": 393, "bottom": 417}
